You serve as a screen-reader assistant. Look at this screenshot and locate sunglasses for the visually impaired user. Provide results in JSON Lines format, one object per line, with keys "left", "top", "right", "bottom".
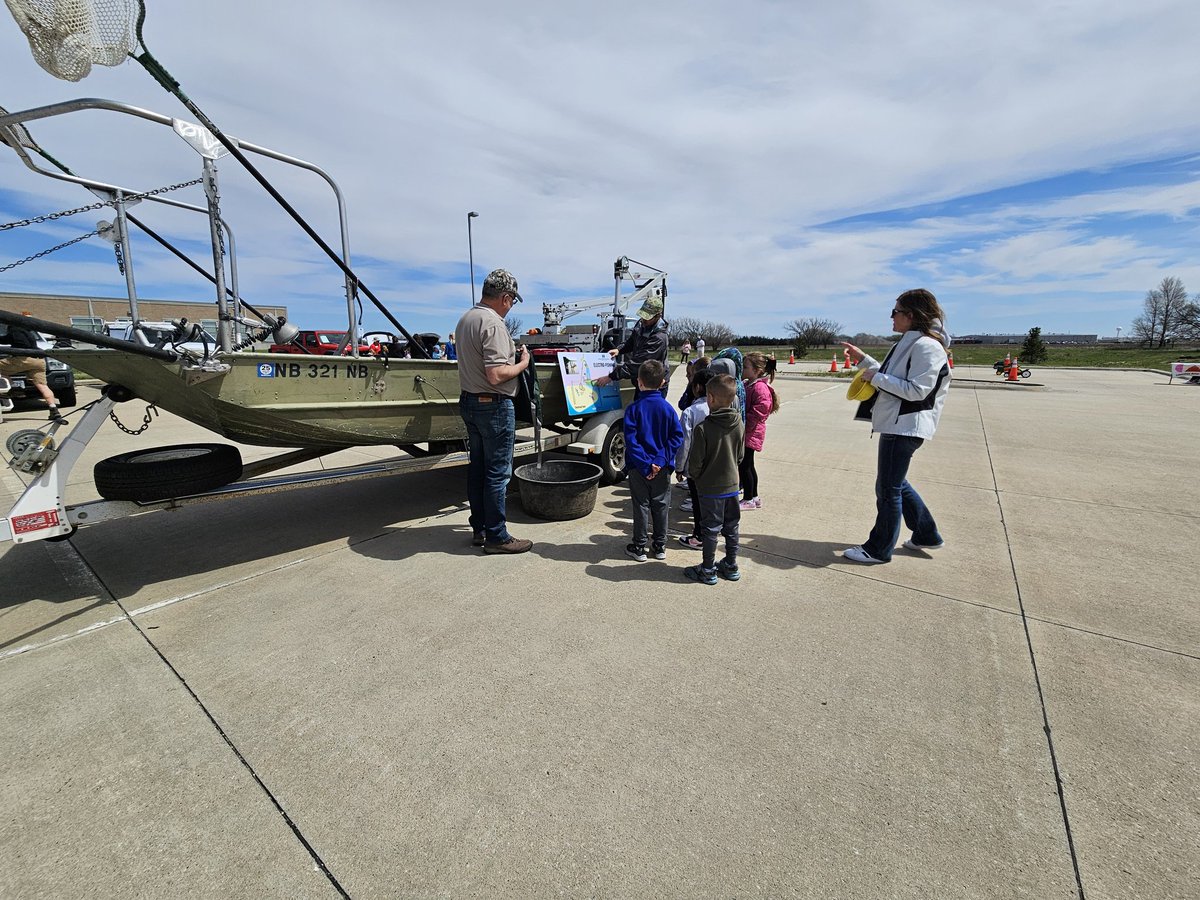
{"left": 890, "top": 308, "right": 906, "bottom": 316}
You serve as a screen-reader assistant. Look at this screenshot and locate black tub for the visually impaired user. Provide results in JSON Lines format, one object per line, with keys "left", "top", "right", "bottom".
{"left": 514, "top": 460, "right": 603, "bottom": 520}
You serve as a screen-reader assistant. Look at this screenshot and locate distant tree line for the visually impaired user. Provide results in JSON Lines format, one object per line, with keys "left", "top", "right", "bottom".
{"left": 1132, "top": 276, "right": 1200, "bottom": 347}
{"left": 737, "top": 335, "right": 793, "bottom": 346}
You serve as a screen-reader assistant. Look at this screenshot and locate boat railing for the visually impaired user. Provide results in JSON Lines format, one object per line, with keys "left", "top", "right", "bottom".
{"left": 0, "top": 97, "right": 357, "bottom": 352}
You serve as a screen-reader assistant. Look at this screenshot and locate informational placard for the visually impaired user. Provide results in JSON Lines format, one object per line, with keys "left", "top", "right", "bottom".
{"left": 557, "top": 352, "right": 622, "bottom": 416}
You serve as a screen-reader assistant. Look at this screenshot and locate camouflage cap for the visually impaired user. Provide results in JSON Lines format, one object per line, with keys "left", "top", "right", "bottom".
{"left": 636, "top": 295, "right": 664, "bottom": 320}
{"left": 482, "top": 268, "right": 522, "bottom": 303}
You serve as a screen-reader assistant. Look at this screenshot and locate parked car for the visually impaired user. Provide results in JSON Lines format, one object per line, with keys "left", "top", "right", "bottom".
{"left": 268, "top": 329, "right": 371, "bottom": 355}
{"left": 0, "top": 327, "right": 77, "bottom": 408}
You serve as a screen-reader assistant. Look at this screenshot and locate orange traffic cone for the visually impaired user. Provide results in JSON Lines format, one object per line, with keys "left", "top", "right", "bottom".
{"left": 829, "top": 355, "right": 839, "bottom": 373}
{"left": 789, "top": 351, "right": 795, "bottom": 365}
{"left": 1003, "top": 351, "right": 1011, "bottom": 368}
{"left": 1007, "top": 357, "right": 1020, "bottom": 381}
{"left": 842, "top": 352, "right": 851, "bottom": 370}
{"left": 947, "top": 350, "right": 954, "bottom": 369}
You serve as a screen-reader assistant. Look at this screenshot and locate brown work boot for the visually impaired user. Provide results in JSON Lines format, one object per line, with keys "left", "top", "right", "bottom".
{"left": 484, "top": 536, "right": 533, "bottom": 555}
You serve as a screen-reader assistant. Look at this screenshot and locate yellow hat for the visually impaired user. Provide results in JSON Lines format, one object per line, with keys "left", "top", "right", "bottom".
{"left": 846, "top": 369, "right": 877, "bottom": 402}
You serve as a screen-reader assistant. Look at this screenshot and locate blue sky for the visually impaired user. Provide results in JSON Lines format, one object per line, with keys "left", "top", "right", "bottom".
{"left": 3, "top": 0, "right": 1200, "bottom": 341}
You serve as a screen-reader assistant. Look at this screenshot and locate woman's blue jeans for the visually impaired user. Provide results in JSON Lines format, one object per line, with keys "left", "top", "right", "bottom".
{"left": 862, "top": 434, "right": 942, "bottom": 562}
{"left": 459, "top": 394, "right": 515, "bottom": 544}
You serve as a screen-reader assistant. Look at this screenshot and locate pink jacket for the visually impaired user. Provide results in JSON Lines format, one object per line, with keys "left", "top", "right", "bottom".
{"left": 744, "top": 377, "right": 774, "bottom": 451}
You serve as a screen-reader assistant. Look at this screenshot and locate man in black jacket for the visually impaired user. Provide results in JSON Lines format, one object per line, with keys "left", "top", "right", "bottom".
{"left": 595, "top": 294, "right": 670, "bottom": 397}
{"left": 0, "top": 321, "right": 64, "bottom": 421}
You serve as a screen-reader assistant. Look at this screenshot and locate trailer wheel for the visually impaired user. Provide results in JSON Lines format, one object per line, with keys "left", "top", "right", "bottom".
{"left": 94, "top": 444, "right": 243, "bottom": 501}
{"left": 599, "top": 421, "right": 627, "bottom": 485}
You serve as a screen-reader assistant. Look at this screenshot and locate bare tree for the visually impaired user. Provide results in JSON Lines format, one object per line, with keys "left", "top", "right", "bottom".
{"left": 668, "top": 316, "right": 736, "bottom": 350}
{"left": 504, "top": 314, "right": 524, "bottom": 339}
{"left": 704, "top": 321, "right": 737, "bottom": 349}
{"left": 1132, "top": 276, "right": 1190, "bottom": 348}
{"left": 670, "top": 316, "right": 704, "bottom": 347}
{"left": 785, "top": 317, "right": 843, "bottom": 350}
{"left": 1179, "top": 298, "right": 1200, "bottom": 341}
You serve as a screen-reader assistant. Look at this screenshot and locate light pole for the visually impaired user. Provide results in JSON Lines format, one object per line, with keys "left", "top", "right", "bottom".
{"left": 467, "top": 211, "right": 479, "bottom": 305}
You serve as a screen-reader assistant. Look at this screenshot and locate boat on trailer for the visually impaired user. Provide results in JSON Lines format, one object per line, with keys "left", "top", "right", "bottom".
{"left": 0, "top": 95, "right": 654, "bottom": 543}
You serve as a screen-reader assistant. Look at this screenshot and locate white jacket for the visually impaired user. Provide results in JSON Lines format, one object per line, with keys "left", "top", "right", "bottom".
{"left": 857, "top": 329, "right": 951, "bottom": 439}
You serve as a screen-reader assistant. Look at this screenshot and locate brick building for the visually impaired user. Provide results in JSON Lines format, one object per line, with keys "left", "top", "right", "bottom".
{"left": 0, "top": 291, "right": 287, "bottom": 338}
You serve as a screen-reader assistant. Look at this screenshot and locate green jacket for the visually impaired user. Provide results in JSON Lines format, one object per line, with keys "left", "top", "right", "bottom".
{"left": 688, "top": 405, "right": 744, "bottom": 496}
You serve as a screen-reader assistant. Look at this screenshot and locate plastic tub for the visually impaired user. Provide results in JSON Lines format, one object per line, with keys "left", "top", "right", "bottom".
{"left": 514, "top": 460, "right": 603, "bottom": 520}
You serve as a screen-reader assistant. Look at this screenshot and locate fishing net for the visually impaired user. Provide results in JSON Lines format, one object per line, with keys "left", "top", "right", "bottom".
{"left": 4, "top": 0, "right": 137, "bottom": 82}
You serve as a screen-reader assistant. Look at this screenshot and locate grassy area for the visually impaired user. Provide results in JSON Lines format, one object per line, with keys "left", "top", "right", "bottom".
{"left": 729, "top": 343, "right": 1200, "bottom": 369}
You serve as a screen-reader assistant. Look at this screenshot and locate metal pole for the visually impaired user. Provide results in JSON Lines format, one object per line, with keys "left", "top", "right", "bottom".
{"left": 113, "top": 190, "right": 140, "bottom": 323}
{"left": 201, "top": 158, "right": 232, "bottom": 351}
{"left": 467, "top": 211, "right": 479, "bottom": 305}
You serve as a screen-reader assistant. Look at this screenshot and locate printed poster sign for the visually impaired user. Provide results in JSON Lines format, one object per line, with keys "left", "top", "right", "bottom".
{"left": 557, "top": 352, "right": 622, "bottom": 416}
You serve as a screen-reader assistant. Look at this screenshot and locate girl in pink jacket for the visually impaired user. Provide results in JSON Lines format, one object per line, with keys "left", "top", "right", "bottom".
{"left": 739, "top": 352, "right": 779, "bottom": 510}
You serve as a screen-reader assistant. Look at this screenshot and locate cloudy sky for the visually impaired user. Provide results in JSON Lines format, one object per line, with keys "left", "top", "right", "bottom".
{"left": 2, "top": 0, "right": 1199, "bottom": 340}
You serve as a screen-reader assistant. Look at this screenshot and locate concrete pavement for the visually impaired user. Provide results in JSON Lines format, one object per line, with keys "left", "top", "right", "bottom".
{"left": 1, "top": 365, "right": 1196, "bottom": 898}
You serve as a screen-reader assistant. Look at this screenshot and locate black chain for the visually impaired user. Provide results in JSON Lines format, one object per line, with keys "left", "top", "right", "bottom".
{"left": 204, "top": 165, "right": 226, "bottom": 260}
{"left": 109, "top": 403, "right": 158, "bottom": 435}
{"left": 0, "top": 230, "right": 100, "bottom": 272}
{"left": 0, "top": 178, "right": 203, "bottom": 231}
{"left": 113, "top": 241, "right": 125, "bottom": 276}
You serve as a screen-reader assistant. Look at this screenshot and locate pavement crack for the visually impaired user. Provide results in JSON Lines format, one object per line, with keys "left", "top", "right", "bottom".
{"left": 63, "top": 545, "right": 353, "bottom": 899}
{"left": 974, "top": 387, "right": 1088, "bottom": 899}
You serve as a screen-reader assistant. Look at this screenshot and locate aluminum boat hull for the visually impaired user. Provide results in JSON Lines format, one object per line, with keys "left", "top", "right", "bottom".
{"left": 53, "top": 349, "right": 623, "bottom": 449}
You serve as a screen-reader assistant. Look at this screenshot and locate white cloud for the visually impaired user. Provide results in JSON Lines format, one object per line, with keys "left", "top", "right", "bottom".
{"left": 3, "top": 0, "right": 1200, "bottom": 338}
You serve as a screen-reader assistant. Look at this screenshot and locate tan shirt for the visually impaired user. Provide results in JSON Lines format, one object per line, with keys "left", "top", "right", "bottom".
{"left": 455, "top": 303, "right": 518, "bottom": 396}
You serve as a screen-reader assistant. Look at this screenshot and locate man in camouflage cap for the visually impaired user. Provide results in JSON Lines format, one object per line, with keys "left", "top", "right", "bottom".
{"left": 453, "top": 268, "right": 533, "bottom": 554}
{"left": 595, "top": 290, "right": 670, "bottom": 397}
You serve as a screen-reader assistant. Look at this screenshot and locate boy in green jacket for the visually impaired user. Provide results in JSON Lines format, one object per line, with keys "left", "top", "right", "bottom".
{"left": 685, "top": 374, "right": 745, "bottom": 584}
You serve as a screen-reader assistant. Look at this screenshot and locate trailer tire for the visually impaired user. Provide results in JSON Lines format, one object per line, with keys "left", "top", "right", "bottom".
{"left": 599, "top": 421, "right": 627, "bottom": 485}
{"left": 94, "top": 443, "right": 243, "bottom": 501}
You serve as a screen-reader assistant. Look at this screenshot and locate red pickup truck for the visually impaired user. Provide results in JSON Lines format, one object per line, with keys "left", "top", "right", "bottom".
{"left": 269, "top": 330, "right": 371, "bottom": 355}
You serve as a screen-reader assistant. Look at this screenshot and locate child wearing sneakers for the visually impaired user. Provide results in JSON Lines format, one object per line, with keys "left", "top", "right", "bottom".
{"left": 685, "top": 374, "right": 744, "bottom": 584}
{"left": 623, "top": 359, "right": 684, "bottom": 562}
{"left": 739, "top": 351, "right": 780, "bottom": 511}
{"left": 676, "top": 368, "right": 714, "bottom": 550}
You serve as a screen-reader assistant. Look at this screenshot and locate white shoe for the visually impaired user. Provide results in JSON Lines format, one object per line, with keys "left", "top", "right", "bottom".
{"left": 903, "top": 538, "right": 944, "bottom": 551}
{"left": 842, "top": 546, "right": 885, "bottom": 564}
{"left": 680, "top": 499, "right": 693, "bottom": 512}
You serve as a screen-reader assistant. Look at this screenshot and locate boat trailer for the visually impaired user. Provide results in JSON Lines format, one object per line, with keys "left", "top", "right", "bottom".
{"left": 1, "top": 386, "right": 606, "bottom": 545}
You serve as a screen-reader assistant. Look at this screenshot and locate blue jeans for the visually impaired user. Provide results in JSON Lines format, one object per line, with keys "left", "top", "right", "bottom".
{"left": 862, "top": 434, "right": 942, "bottom": 562}
{"left": 697, "top": 495, "right": 740, "bottom": 570}
{"left": 459, "top": 394, "right": 515, "bottom": 544}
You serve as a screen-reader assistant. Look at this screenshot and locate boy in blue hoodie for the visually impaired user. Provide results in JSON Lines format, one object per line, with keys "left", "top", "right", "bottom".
{"left": 623, "top": 359, "right": 684, "bottom": 561}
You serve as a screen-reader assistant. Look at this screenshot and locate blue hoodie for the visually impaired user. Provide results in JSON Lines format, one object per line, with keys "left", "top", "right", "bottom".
{"left": 623, "top": 390, "right": 684, "bottom": 478}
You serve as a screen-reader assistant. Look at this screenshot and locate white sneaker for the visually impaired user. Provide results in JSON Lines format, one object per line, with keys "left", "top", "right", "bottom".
{"left": 680, "top": 499, "right": 693, "bottom": 512}
{"left": 902, "top": 538, "right": 944, "bottom": 551}
{"left": 842, "top": 546, "right": 885, "bottom": 564}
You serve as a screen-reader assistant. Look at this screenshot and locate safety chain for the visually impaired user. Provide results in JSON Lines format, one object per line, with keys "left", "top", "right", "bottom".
{"left": 0, "top": 178, "right": 204, "bottom": 231}
{"left": 113, "top": 240, "right": 125, "bottom": 276}
{"left": 0, "top": 230, "right": 100, "bottom": 272}
{"left": 109, "top": 403, "right": 158, "bottom": 435}
{"left": 205, "top": 166, "right": 226, "bottom": 260}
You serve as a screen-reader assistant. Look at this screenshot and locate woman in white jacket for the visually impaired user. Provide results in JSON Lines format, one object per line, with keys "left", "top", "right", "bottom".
{"left": 840, "top": 289, "right": 951, "bottom": 564}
